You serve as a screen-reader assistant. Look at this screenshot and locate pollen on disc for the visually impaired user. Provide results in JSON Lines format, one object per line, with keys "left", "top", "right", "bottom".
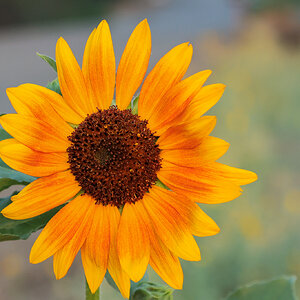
{"left": 67, "top": 106, "right": 161, "bottom": 207}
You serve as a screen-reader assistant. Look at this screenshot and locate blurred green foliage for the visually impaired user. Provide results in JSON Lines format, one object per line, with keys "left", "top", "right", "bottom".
{"left": 243, "top": 0, "right": 300, "bottom": 12}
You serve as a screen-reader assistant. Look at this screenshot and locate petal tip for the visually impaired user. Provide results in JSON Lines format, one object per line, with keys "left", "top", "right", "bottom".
{"left": 247, "top": 170, "right": 258, "bottom": 183}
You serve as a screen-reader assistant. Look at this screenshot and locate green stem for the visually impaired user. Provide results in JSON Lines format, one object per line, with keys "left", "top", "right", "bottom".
{"left": 85, "top": 279, "right": 100, "bottom": 300}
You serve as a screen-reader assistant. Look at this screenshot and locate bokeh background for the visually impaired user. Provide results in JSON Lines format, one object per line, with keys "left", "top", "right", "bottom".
{"left": 0, "top": 0, "right": 299, "bottom": 299}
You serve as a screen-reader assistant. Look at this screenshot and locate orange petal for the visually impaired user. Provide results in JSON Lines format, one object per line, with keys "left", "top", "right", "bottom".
{"left": 107, "top": 206, "right": 131, "bottom": 299}
{"left": 84, "top": 204, "right": 110, "bottom": 270}
{"left": 158, "top": 163, "right": 242, "bottom": 204}
{"left": 181, "top": 83, "right": 226, "bottom": 122}
{"left": 82, "top": 20, "right": 115, "bottom": 110}
{"left": 30, "top": 194, "right": 94, "bottom": 264}
{"left": 56, "top": 37, "right": 91, "bottom": 116}
{"left": 117, "top": 201, "right": 150, "bottom": 282}
{"left": 138, "top": 42, "right": 193, "bottom": 120}
{"left": 53, "top": 195, "right": 95, "bottom": 279}
{"left": 1, "top": 170, "right": 80, "bottom": 220}
{"left": 201, "top": 162, "right": 257, "bottom": 185}
{"left": 161, "top": 136, "right": 230, "bottom": 168}
{"left": 149, "top": 232, "right": 183, "bottom": 289}
{"left": 81, "top": 244, "right": 106, "bottom": 294}
{"left": 150, "top": 186, "right": 220, "bottom": 237}
{"left": 157, "top": 116, "right": 217, "bottom": 150}
{"left": 116, "top": 19, "right": 151, "bottom": 110}
{"left": 0, "top": 139, "right": 69, "bottom": 177}
{"left": 147, "top": 70, "right": 211, "bottom": 133}
{"left": 0, "top": 114, "right": 72, "bottom": 153}
{"left": 142, "top": 187, "right": 200, "bottom": 261}
{"left": 6, "top": 84, "right": 83, "bottom": 125}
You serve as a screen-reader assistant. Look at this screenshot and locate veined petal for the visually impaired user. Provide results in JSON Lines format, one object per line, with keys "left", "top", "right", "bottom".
{"left": 158, "top": 163, "right": 242, "bottom": 204}
{"left": 161, "top": 136, "right": 230, "bottom": 168}
{"left": 107, "top": 206, "right": 130, "bottom": 299}
{"left": 82, "top": 245, "right": 106, "bottom": 294}
{"left": 147, "top": 70, "right": 212, "bottom": 133}
{"left": 149, "top": 232, "right": 183, "bottom": 289}
{"left": 116, "top": 19, "right": 151, "bottom": 110}
{"left": 56, "top": 37, "right": 91, "bottom": 115}
{"left": 82, "top": 20, "right": 115, "bottom": 110}
{"left": 181, "top": 84, "right": 226, "bottom": 122}
{"left": 117, "top": 201, "right": 150, "bottom": 282}
{"left": 0, "top": 139, "right": 69, "bottom": 177}
{"left": 84, "top": 204, "right": 111, "bottom": 271}
{"left": 0, "top": 114, "right": 72, "bottom": 153}
{"left": 53, "top": 195, "right": 95, "bottom": 279}
{"left": 6, "top": 84, "right": 83, "bottom": 125}
{"left": 1, "top": 170, "right": 80, "bottom": 220}
{"left": 200, "top": 162, "right": 258, "bottom": 185}
{"left": 30, "top": 195, "right": 94, "bottom": 264}
{"left": 150, "top": 186, "right": 220, "bottom": 237}
{"left": 142, "top": 187, "right": 200, "bottom": 261}
{"left": 138, "top": 42, "right": 193, "bottom": 120}
{"left": 157, "top": 116, "right": 217, "bottom": 150}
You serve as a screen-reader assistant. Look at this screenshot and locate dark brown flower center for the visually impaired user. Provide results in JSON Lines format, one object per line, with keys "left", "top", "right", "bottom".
{"left": 67, "top": 106, "right": 161, "bottom": 207}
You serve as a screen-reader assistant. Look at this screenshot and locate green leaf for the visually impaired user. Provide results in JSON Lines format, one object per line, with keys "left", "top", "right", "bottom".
{"left": 36, "top": 52, "right": 57, "bottom": 72}
{"left": 0, "top": 193, "right": 65, "bottom": 242}
{"left": 0, "top": 168, "right": 36, "bottom": 192}
{"left": 47, "top": 78, "right": 61, "bottom": 95}
{"left": 131, "top": 96, "right": 139, "bottom": 115}
{"left": 130, "top": 281, "right": 173, "bottom": 300}
{"left": 226, "top": 275, "right": 298, "bottom": 300}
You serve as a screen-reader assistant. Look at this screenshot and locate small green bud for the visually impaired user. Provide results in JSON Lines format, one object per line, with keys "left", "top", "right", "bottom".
{"left": 131, "top": 281, "right": 173, "bottom": 300}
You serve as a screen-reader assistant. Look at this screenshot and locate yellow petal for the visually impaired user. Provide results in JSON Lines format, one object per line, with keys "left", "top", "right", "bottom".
{"left": 84, "top": 204, "right": 110, "bottom": 269}
{"left": 157, "top": 116, "right": 217, "bottom": 150}
{"left": 6, "top": 84, "right": 83, "bottom": 125}
{"left": 138, "top": 42, "right": 193, "bottom": 120}
{"left": 161, "top": 136, "right": 230, "bottom": 168}
{"left": 149, "top": 232, "right": 183, "bottom": 289}
{"left": 150, "top": 186, "right": 220, "bottom": 237}
{"left": 56, "top": 37, "right": 91, "bottom": 115}
{"left": 142, "top": 188, "right": 201, "bottom": 261}
{"left": 30, "top": 195, "right": 94, "bottom": 264}
{"left": 53, "top": 195, "right": 95, "bottom": 279}
{"left": 82, "top": 244, "right": 106, "bottom": 294}
{"left": 82, "top": 20, "right": 115, "bottom": 110}
{"left": 147, "top": 70, "right": 211, "bottom": 133}
{"left": 158, "top": 163, "right": 242, "bottom": 204}
{"left": 0, "top": 114, "right": 72, "bottom": 153}
{"left": 117, "top": 201, "right": 150, "bottom": 282}
{"left": 116, "top": 19, "right": 151, "bottom": 110}
{"left": 0, "top": 139, "right": 69, "bottom": 177}
{"left": 107, "top": 206, "right": 131, "bottom": 299}
{"left": 1, "top": 170, "right": 80, "bottom": 220}
{"left": 182, "top": 83, "right": 226, "bottom": 122}
{"left": 201, "top": 162, "right": 258, "bottom": 185}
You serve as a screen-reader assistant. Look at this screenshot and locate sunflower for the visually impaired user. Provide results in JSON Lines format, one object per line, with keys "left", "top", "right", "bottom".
{"left": 0, "top": 19, "right": 257, "bottom": 298}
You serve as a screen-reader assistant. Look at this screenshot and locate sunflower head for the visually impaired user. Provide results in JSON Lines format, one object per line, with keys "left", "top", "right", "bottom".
{"left": 0, "top": 19, "right": 257, "bottom": 299}
{"left": 67, "top": 105, "right": 161, "bottom": 207}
